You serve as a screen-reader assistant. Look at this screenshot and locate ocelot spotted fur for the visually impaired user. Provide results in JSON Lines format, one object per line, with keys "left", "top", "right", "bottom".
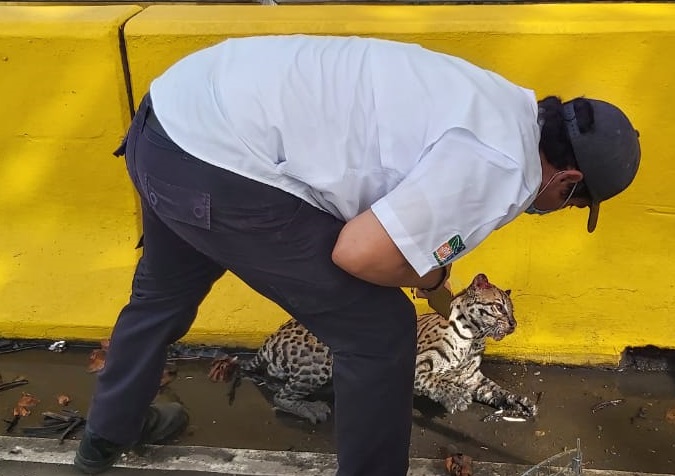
{"left": 227, "top": 273, "right": 538, "bottom": 424}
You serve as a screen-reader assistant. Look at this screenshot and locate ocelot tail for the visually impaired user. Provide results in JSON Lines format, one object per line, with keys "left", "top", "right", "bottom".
{"left": 215, "top": 273, "right": 538, "bottom": 424}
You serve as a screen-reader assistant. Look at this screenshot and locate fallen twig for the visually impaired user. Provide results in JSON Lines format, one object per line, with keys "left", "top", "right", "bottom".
{"left": 591, "top": 398, "right": 625, "bottom": 414}
{"left": 0, "top": 379, "right": 29, "bottom": 393}
{"left": 21, "top": 410, "right": 86, "bottom": 444}
{"left": 5, "top": 392, "right": 40, "bottom": 432}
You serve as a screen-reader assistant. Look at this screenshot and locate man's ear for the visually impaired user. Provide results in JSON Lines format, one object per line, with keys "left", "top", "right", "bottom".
{"left": 560, "top": 169, "right": 584, "bottom": 185}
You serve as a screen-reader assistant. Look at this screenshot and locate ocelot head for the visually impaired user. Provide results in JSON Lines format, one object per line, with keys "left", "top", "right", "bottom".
{"left": 453, "top": 273, "right": 516, "bottom": 341}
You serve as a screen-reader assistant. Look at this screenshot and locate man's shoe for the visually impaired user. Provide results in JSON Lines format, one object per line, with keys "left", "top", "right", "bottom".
{"left": 74, "top": 402, "right": 189, "bottom": 474}
{"left": 73, "top": 430, "right": 123, "bottom": 475}
{"left": 138, "top": 401, "right": 189, "bottom": 444}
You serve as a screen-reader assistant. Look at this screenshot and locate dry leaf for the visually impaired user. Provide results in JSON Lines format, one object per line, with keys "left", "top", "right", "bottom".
{"left": 445, "top": 453, "right": 473, "bottom": 476}
{"left": 13, "top": 392, "right": 39, "bottom": 417}
{"left": 208, "top": 356, "right": 239, "bottom": 383}
{"left": 18, "top": 393, "right": 39, "bottom": 408}
{"left": 666, "top": 408, "right": 675, "bottom": 424}
{"left": 87, "top": 349, "right": 107, "bottom": 373}
{"left": 57, "top": 394, "right": 71, "bottom": 406}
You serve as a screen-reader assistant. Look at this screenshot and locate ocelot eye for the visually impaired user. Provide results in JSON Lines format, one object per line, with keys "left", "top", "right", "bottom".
{"left": 495, "top": 304, "right": 506, "bottom": 314}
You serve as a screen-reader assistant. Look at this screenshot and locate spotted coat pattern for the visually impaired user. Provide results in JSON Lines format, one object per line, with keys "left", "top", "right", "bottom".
{"left": 238, "top": 273, "right": 538, "bottom": 423}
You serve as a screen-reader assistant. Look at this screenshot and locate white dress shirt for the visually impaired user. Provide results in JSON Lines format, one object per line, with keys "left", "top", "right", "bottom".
{"left": 150, "top": 34, "right": 542, "bottom": 276}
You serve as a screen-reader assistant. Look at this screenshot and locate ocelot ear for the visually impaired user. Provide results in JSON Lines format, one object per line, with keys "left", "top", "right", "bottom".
{"left": 472, "top": 273, "right": 490, "bottom": 288}
{"left": 505, "top": 289, "right": 511, "bottom": 296}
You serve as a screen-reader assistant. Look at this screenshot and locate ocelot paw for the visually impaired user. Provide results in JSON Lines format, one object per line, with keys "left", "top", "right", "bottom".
{"left": 273, "top": 396, "right": 332, "bottom": 424}
{"left": 440, "top": 389, "right": 474, "bottom": 414}
{"left": 497, "top": 394, "right": 538, "bottom": 418}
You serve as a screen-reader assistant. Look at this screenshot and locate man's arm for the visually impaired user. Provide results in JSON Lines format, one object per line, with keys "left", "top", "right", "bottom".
{"left": 332, "top": 129, "right": 529, "bottom": 292}
{"left": 331, "top": 209, "right": 448, "bottom": 289}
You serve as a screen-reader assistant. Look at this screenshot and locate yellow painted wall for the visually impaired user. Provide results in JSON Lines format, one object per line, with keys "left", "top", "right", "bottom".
{"left": 2, "top": 4, "right": 674, "bottom": 366}
{"left": 123, "top": 4, "right": 675, "bottom": 365}
{"left": 0, "top": 6, "right": 142, "bottom": 339}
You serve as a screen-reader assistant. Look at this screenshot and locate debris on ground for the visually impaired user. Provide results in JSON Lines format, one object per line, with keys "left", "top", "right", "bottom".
{"left": 666, "top": 407, "right": 675, "bottom": 424}
{"left": 87, "top": 348, "right": 107, "bottom": 373}
{"left": 445, "top": 453, "right": 473, "bottom": 476}
{"left": 208, "top": 356, "right": 239, "bottom": 383}
{"left": 15, "top": 392, "right": 40, "bottom": 417}
{"left": 87, "top": 339, "right": 179, "bottom": 390}
{"left": 21, "top": 409, "right": 86, "bottom": 443}
{"left": 208, "top": 356, "right": 242, "bottom": 405}
{"left": 630, "top": 406, "right": 648, "bottom": 424}
{"left": 0, "top": 339, "right": 44, "bottom": 355}
{"left": 48, "top": 340, "right": 67, "bottom": 353}
{"left": 86, "top": 339, "right": 111, "bottom": 372}
{"left": 4, "top": 392, "right": 40, "bottom": 432}
{"left": 520, "top": 438, "right": 583, "bottom": 476}
{"left": 481, "top": 409, "right": 529, "bottom": 423}
{"left": 0, "top": 375, "right": 29, "bottom": 393}
{"left": 57, "top": 394, "right": 71, "bottom": 406}
{"left": 591, "top": 398, "right": 625, "bottom": 414}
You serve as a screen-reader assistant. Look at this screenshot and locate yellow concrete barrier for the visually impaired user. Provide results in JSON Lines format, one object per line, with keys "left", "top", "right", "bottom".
{"left": 0, "top": 6, "right": 142, "bottom": 340}
{"left": 5, "top": 4, "right": 672, "bottom": 366}
{"left": 123, "top": 4, "right": 675, "bottom": 365}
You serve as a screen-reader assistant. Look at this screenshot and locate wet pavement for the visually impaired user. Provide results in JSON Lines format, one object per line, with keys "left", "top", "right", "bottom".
{"left": 0, "top": 346, "right": 674, "bottom": 474}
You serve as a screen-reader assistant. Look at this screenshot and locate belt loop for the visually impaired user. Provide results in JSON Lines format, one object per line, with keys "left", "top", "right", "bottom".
{"left": 113, "top": 93, "right": 152, "bottom": 157}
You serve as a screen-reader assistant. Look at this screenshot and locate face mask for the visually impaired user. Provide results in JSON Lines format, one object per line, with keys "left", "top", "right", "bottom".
{"left": 525, "top": 172, "right": 578, "bottom": 215}
{"left": 525, "top": 204, "right": 552, "bottom": 215}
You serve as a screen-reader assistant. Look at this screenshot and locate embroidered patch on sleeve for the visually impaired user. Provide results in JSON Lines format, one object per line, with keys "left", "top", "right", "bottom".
{"left": 433, "top": 235, "right": 466, "bottom": 266}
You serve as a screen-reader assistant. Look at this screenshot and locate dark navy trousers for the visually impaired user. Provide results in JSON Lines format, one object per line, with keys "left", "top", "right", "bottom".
{"left": 86, "top": 95, "right": 417, "bottom": 476}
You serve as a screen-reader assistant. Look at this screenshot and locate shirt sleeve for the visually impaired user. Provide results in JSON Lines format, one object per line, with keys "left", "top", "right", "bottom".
{"left": 370, "top": 128, "right": 534, "bottom": 277}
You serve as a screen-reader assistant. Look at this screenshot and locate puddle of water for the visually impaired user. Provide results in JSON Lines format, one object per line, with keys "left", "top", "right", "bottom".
{"left": 1, "top": 349, "right": 673, "bottom": 473}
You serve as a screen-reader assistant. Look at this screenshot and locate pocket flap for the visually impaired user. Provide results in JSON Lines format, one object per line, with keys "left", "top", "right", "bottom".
{"left": 145, "top": 174, "right": 211, "bottom": 230}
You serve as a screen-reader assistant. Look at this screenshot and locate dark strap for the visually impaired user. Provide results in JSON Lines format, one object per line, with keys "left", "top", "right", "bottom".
{"left": 563, "top": 101, "right": 581, "bottom": 139}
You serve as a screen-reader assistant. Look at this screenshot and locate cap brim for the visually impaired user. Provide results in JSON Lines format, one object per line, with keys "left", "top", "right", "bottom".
{"left": 587, "top": 202, "right": 600, "bottom": 233}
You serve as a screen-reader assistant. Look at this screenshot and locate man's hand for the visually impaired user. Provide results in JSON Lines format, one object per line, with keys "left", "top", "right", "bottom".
{"left": 413, "top": 281, "right": 451, "bottom": 300}
{"left": 413, "top": 279, "right": 454, "bottom": 317}
{"left": 413, "top": 264, "right": 452, "bottom": 298}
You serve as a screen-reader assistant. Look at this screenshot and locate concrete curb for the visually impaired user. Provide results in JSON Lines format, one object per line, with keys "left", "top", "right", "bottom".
{"left": 1, "top": 435, "right": 674, "bottom": 476}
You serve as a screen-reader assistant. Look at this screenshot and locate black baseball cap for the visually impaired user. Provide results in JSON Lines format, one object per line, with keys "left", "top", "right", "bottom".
{"left": 562, "top": 99, "right": 641, "bottom": 233}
